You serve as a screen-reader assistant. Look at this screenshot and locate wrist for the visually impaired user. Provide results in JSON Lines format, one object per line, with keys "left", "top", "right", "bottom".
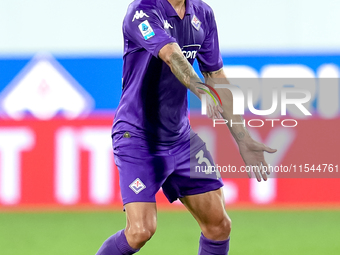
{"left": 191, "top": 83, "right": 204, "bottom": 100}
{"left": 236, "top": 134, "right": 253, "bottom": 147}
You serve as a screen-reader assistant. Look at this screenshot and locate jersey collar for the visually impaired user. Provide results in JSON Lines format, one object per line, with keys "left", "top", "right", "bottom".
{"left": 161, "top": 0, "right": 193, "bottom": 17}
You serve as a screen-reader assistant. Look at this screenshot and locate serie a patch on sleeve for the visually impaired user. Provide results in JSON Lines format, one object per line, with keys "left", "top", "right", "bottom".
{"left": 138, "top": 20, "right": 155, "bottom": 40}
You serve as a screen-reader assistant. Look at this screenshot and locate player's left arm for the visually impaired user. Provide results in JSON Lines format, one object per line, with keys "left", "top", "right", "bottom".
{"left": 160, "top": 40, "right": 277, "bottom": 181}
{"left": 202, "top": 68, "right": 277, "bottom": 182}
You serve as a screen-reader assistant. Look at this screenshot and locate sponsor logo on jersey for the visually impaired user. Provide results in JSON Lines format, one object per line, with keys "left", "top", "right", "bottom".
{"left": 129, "top": 178, "right": 146, "bottom": 194}
{"left": 183, "top": 50, "right": 197, "bottom": 59}
{"left": 132, "top": 10, "right": 149, "bottom": 22}
{"left": 191, "top": 15, "right": 201, "bottom": 31}
{"left": 181, "top": 44, "right": 201, "bottom": 59}
{"left": 138, "top": 20, "right": 155, "bottom": 40}
{"left": 164, "top": 20, "right": 173, "bottom": 29}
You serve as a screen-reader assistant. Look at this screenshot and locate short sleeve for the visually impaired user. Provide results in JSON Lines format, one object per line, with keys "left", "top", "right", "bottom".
{"left": 123, "top": 8, "right": 176, "bottom": 58}
{"left": 197, "top": 11, "right": 223, "bottom": 72}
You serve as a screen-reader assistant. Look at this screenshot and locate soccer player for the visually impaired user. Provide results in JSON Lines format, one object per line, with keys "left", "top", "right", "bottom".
{"left": 96, "top": 0, "right": 276, "bottom": 254}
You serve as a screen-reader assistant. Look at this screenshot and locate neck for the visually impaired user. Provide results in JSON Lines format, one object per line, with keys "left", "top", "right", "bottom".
{"left": 167, "top": 0, "right": 185, "bottom": 9}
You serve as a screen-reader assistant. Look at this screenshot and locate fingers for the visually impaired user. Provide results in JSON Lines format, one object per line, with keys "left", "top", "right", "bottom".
{"left": 262, "top": 161, "right": 270, "bottom": 176}
{"left": 258, "top": 163, "right": 267, "bottom": 181}
{"left": 199, "top": 85, "right": 223, "bottom": 120}
{"left": 252, "top": 165, "right": 262, "bottom": 182}
{"left": 213, "top": 105, "right": 223, "bottom": 119}
{"left": 246, "top": 166, "right": 252, "bottom": 178}
{"left": 246, "top": 163, "right": 270, "bottom": 182}
{"left": 196, "top": 87, "right": 206, "bottom": 94}
{"left": 207, "top": 104, "right": 213, "bottom": 118}
{"left": 217, "top": 105, "right": 223, "bottom": 114}
{"left": 215, "top": 105, "right": 223, "bottom": 119}
{"left": 214, "top": 105, "right": 223, "bottom": 119}
{"left": 263, "top": 145, "right": 277, "bottom": 153}
{"left": 207, "top": 103, "right": 223, "bottom": 120}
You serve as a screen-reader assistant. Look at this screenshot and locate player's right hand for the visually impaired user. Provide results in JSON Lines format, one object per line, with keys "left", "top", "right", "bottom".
{"left": 195, "top": 84, "right": 223, "bottom": 120}
{"left": 206, "top": 93, "right": 223, "bottom": 119}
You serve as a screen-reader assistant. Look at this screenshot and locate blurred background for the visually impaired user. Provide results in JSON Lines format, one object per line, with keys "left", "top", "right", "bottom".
{"left": 0, "top": 0, "right": 340, "bottom": 254}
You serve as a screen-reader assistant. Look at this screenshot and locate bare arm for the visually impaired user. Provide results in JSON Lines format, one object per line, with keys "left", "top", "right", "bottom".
{"left": 202, "top": 69, "right": 277, "bottom": 181}
{"left": 159, "top": 42, "right": 276, "bottom": 181}
{"left": 202, "top": 68, "right": 250, "bottom": 143}
{"left": 159, "top": 42, "right": 203, "bottom": 99}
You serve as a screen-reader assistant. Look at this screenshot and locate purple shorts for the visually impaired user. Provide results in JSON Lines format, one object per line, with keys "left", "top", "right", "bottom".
{"left": 112, "top": 129, "right": 223, "bottom": 205}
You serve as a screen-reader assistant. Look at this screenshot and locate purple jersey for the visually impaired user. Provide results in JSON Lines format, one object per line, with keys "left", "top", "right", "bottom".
{"left": 112, "top": 0, "right": 223, "bottom": 146}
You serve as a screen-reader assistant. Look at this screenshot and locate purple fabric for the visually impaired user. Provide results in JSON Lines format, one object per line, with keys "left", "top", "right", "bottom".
{"left": 113, "top": 129, "right": 223, "bottom": 205}
{"left": 112, "top": 0, "right": 223, "bottom": 145}
{"left": 198, "top": 233, "right": 230, "bottom": 255}
{"left": 96, "top": 230, "right": 139, "bottom": 255}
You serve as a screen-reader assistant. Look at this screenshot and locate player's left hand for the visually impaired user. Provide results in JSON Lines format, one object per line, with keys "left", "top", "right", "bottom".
{"left": 238, "top": 139, "right": 277, "bottom": 182}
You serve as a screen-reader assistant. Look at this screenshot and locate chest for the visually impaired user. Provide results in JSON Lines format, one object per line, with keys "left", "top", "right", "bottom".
{"left": 163, "top": 15, "right": 206, "bottom": 62}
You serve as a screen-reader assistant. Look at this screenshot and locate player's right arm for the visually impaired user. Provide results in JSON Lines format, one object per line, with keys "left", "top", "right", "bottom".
{"left": 122, "top": 4, "right": 210, "bottom": 103}
{"left": 158, "top": 43, "right": 207, "bottom": 100}
{"left": 158, "top": 42, "right": 222, "bottom": 119}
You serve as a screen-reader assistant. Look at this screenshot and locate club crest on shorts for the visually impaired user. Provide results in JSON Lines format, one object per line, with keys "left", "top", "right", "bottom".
{"left": 191, "top": 15, "right": 201, "bottom": 31}
{"left": 129, "top": 178, "right": 146, "bottom": 194}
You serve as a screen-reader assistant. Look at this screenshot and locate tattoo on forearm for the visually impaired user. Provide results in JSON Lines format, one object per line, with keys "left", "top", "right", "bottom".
{"left": 169, "top": 51, "right": 200, "bottom": 89}
{"left": 226, "top": 115, "right": 248, "bottom": 142}
{"left": 237, "top": 132, "right": 245, "bottom": 139}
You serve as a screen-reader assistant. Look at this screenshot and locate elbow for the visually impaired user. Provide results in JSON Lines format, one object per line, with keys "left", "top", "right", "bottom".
{"left": 161, "top": 53, "right": 172, "bottom": 68}
{"left": 159, "top": 50, "right": 177, "bottom": 69}
{"left": 158, "top": 43, "right": 182, "bottom": 69}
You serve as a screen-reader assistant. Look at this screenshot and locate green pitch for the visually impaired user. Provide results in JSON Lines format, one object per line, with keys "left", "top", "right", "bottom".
{"left": 0, "top": 210, "right": 339, "bottom": 255}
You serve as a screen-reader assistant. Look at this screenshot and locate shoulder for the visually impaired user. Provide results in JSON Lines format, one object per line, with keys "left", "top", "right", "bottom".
{"left": 191, "top": 0, "right": 214, "bottom": 13}
{"left": 123, "top": 0, "right": 164, "bottom": 33}
{"left": 191, "top": 0, "right": 215, "bottom": 20}
{"left": 128, "top": 0, "right": 158, "bottom": 9}
{"left": 125, "top": 0, "right": 162, "bottom": 19}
